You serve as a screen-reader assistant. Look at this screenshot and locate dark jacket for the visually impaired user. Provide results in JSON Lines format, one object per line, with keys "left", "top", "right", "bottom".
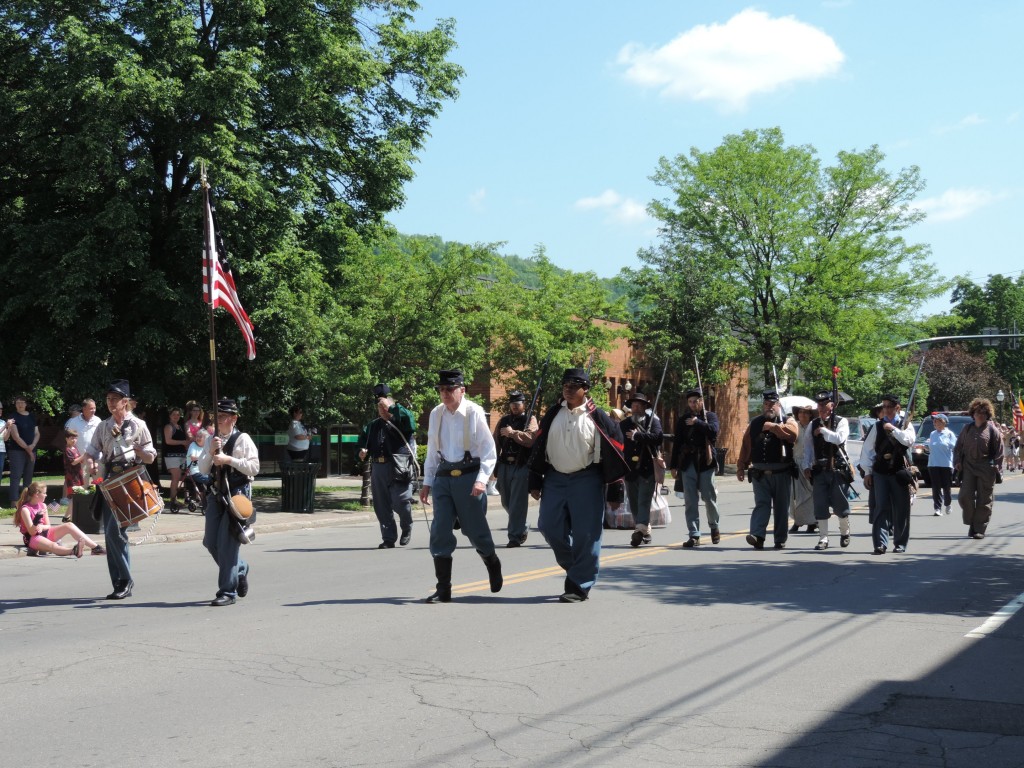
{"left": 670, "top": 409, "right": 719, "bottom": 472}
{"left": 527, "top": 398, "right": 629, "bottom": 503}
{"left": 621, "top": 412, "right": 663, "bottom": 479}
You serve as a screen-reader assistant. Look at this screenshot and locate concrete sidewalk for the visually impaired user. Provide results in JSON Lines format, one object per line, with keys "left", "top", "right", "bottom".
{"left": 0, "top": 475, "right": 381, "bottom": 559}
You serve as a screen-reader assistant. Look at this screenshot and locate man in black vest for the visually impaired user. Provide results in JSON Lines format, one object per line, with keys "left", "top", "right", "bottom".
{"left": 801, "top": 391, "right": 853, "bottom": 551}
{"left": 861, "top": 393, "right": 916, "bottom": 554}
{"left": 670, "top": 387, "right": 720, "bottom": 547}
{"left": 493, "top": 390, "right": 538, "bottom": 547}
{"left": 197, "top": 398, "right": 260, "bottom": 606}
{"left": 358, "top": 383, "right": 417, "bottom": 548}
{"left": 621, "top": 392, "right": 663, "bottom": 548}
{"left": 737, "top": 390, "right": 798, "bottom": 550}
{"left": 528, "top": 368, "right": 629, "bottom": 602}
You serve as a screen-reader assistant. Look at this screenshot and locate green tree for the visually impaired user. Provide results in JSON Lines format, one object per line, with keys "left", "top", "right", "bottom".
{"left": 479, "top": 249, "right": 627, "bottom": 411}
{"left": 941, "top": 275, "right": 1024, "bottom": 391}
{"left": 0, "top": 1, "right": 461, "bottom": 418}
{"left": 633, "top": 127, "right": 949, "bottom": 396}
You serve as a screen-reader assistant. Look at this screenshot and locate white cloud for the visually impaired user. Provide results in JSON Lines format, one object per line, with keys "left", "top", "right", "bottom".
{"left": 934, "top": 113, "right": 988, "bottom": 135}
{"left": 616, "top": 8, "right": 844, "bottom": 110}
{"left": 468, "top": 187, "right": 486, "bottom": 212}
{"left": 915, "top": 187, "right": 1007, "bottom": 222}
{"left": 574, "top": 189, "right": 650, "bottom": 224}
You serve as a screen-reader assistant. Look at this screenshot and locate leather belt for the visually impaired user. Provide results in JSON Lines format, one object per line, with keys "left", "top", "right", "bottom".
{"left": 374, "top": 457, "right": 388, "bottom": 463}
{"left": 555, "top": 464, "right": 599, "bottom": 478}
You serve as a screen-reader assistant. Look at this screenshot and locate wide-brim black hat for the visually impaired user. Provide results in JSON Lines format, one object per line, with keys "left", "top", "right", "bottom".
{"left": 106, "top": 379, "right": 131, "bottom": 398}
{"left": 561, "top": 368, "right": 590, "bottom": 387}
{"left": 437, "top": 369, "right": 464, "bottom": 387}
{"left": 624, "top": 392, "right": 652, "bottom": 408}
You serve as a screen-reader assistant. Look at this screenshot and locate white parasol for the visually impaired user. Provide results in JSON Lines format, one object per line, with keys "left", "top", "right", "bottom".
{"left": 779, "top": 395, "right": 816, "bottom": 416}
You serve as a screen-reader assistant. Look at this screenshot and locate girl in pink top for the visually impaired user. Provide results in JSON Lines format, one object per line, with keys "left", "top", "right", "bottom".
{"left": 15, "top": 482, "right": 104, "bottom": 557}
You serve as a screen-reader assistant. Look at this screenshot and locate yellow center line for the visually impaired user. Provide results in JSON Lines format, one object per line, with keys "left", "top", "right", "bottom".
{"left": 451, "top": 532, "right": 748, "bottom": 594}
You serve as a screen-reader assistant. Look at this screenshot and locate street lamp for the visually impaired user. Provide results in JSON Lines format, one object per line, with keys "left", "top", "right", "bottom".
{"left": 997, "top": 389, "right": 1005, "bottom": 423}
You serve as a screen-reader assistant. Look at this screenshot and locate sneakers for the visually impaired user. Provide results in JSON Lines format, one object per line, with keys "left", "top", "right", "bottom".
{"left": 944, "top": 505, "right": 951, "bottom": 515}
{"left": 745, "top": 534, "right": 765, "bottom": 550}
{"left": 710, "top": 527, "right": 721, "bottom": 545}
{"left": 642, "top": 533, "right": 652, "bottom": 545}
{"left": 893, "top": 545, "right": 906, "bottom": 553}
{"left": 91, "top": 545, "right": 106, "bottom": 556}
{"left": 682, "top": 537, "right": 700, "bottom": 548}
{"left": 933, "top": 508, "right": 943, "bottom": 516}
{"left": 399, "top": 531, "right": 411, "bottom": 546}
{"left": 814, "top": 538, "right": 829, "bottom": 550}
{"left": 237, "top": 569, "right": 249, "bottom": 598}
{"left": 630, "top": 530, "right": 645, "bottom": 548}
{"left": 840, "top": 535, "right": 851, "bottom": 548}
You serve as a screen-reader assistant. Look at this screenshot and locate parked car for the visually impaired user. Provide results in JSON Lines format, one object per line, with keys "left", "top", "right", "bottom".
{"left": 910, "top": 413, "right": 972, "bottom": 487}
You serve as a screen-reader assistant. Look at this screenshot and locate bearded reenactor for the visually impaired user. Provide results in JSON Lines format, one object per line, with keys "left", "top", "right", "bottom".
{"left": 670, "top": 387, "right": 720, "bottom": 547}
{"left": 493, "top": 390, "right": 539, "bottom": 547}
{"left": 619, "top": 392, "right": 663, "bottom": 548}
{"left": 737, "top": 389, "right": 798, "bottom": 550}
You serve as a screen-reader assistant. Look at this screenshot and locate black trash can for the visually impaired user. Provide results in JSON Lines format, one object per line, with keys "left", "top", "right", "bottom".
{"left": 715, "top": 447, "right": 728, "bottom": 476}
{"left": 71, "top": 493, "right": 102, "bottom": 535}
{"left": 281, "top": 462, "right": 320, "bottom": 513}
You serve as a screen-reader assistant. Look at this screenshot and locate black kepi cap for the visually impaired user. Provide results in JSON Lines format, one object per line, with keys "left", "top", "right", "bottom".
{"left": 762, "top": 389, "right": 780, "bottom": 402}
{"left": 437, "top": 369, "right": 464, "bottom": 387}
{"left": 217, "top": 398, "right": 240, "bottom": 415}
{"left": 685, "top": 387, "right": 703, "bottom": 399}
{"left": 880, "top": 393, "right": 901, "bottom": 405}
{"left": 814, "top": 391, "right": 834, "bottom": 403}
{"left": 562, "top": 368, "right": 590, "bottom": 387}
{"left": 106, "top": 379, "right": 131, "bottom": 398}
{"left": 372, "top": 383, "right": 391, "bottom": 397}
{"left": 508, "top": 390, "right": 526, "bottom": 403}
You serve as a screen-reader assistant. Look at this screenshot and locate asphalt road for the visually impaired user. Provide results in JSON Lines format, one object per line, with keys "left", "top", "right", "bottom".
{"left": 3, "top": 469, "right": 1024, "bottom": 768}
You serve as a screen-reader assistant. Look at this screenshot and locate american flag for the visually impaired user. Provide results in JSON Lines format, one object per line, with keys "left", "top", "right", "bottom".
{"left": 202, "top": 187, "right": 256, "bottom": 360}
{"left": 1013, "top": 392, "right": 1024, "bottom": 433}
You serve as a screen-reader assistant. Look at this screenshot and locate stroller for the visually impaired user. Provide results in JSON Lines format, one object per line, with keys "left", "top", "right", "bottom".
{"left": 180, "top": 454, "right": 209, "bottom": 514}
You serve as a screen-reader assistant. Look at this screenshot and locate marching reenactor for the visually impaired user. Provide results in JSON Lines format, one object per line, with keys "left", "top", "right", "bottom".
{"left": 670, "top": 387, "right": 720, "bottom": 547}
{"left": 493, "top": 390, "right": 538, "bottom": 547}
{"left": 802, "top": 391, "right": 853, "bottom": 551}
{"left": 621, "top": 392, "right": 663, "bottom": 548}
{"left": 737, "top": 390, "right": 798, "bottom": 550}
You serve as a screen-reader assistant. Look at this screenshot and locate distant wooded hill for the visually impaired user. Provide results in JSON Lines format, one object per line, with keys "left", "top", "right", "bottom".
{"left": 395, "top": 233, "right": 633, "bottom": 317}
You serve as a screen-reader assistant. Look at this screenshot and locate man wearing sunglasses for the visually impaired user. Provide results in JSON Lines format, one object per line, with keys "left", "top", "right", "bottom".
{"left": 527, "top": 368, "right": 629, "bottom": 603}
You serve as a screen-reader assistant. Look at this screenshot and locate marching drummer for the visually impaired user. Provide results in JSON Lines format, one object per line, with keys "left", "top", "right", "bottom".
{"left": 86, "top": 379, "right": 157, "bottom": 600}
{"left": 197, "top": 398, "right": 260, "bottom": 607}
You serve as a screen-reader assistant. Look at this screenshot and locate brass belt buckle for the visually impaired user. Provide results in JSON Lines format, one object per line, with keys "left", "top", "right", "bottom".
{"left": 450, "top": 469, "right": 463, "bottom": 477}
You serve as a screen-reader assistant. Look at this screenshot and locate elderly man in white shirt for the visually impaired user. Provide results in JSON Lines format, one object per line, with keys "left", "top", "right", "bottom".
{"left": 66, "top": 398, "right": 102, "bottom": 484}
{"left": 420, "top": 369, "right": 500, "bottom": 603}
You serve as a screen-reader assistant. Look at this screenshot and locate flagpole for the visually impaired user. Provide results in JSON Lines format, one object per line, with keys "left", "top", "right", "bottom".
{"left": 201, "top": 163, "right": 220, "bottom": 426}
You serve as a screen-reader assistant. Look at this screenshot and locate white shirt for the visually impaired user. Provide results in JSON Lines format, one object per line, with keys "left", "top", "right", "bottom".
{"left": 287, "top": 420, "right": 310, "bottom": 451}
{"left": 860, "top": 419, "right": 916, "bottom": 477}
{"left": 422, "top": 398, "right": 496, "bottom": 486}
{"left": 66, "top": 414, "right": 102, "bottom": 450}
{"left": 198, "top": 430, "right": 260, "bottom": 481}
{"left": 801, "top": 416, "right": 850, "bottom": 471}
{"left": 546, "top": 402, "right": 601, "bottom": 474}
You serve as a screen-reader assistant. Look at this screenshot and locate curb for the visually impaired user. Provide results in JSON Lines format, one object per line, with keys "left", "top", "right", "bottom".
{"left": 0, "top": 511, "right": 377, "bottom": 560}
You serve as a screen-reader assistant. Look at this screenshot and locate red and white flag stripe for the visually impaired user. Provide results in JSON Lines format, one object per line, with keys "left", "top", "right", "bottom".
{"left": 202, "top": 191, "right": 256, "bottom": 360}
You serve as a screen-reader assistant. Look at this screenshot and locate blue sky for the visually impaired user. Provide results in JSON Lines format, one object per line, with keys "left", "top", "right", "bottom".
{"left": 388, "top": 2, "right": 1022, "bottom": 317}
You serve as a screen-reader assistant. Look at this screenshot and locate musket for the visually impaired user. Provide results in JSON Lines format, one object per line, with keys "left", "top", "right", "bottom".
{"left": 772, "top": 364, "right": 781, "bottom": 396}
{"left": 524, "top": 353, "right": 551, "bottom": 427}
{"left": 693, "top": 354, "right": 714, "bottom": 466}
{"left": 901, "top": 353, "right": 927, "bottom": 430}
{"left": 830, "top": 354, "right": 841, "bottom": 469}
{"left": 649, "top": 359, "right": 670, "bottom": 420}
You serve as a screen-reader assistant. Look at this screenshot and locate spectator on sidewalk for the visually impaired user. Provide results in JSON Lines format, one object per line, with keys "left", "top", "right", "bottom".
{"left": 15, "top": 481, "right": 104, "bottom": 557}
{"left": 5, "top": 396, "right": 40, "bottom": 506}
{"left": 66, "top": 399, "right": 102, "bottom": 485}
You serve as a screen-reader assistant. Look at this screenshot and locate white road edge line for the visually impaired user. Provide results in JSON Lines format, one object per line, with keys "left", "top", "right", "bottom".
{"left": 965, "top": 591, "right": 1024, "bottom": 638}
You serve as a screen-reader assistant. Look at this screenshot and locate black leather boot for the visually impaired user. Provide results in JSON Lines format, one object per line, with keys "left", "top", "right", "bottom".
{"left": 481, "top": 552, "right": 503, "bottom": 593}
{"left": 425, "top": 556, "right": 453, "bottom": 603}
